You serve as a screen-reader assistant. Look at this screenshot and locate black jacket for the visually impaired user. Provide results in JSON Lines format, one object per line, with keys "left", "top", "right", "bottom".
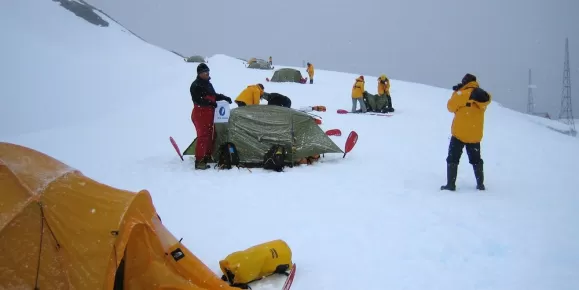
{"left": 264, "top": 92, "right": 292, "bottom": 108}
{"left": 190, "top": 76, "right": 227, "bottom": 107}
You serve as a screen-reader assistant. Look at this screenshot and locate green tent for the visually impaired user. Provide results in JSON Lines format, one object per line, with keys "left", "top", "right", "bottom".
{"left": 183, "top": 105, "right": 343, "bottom": 165}
{"left": 184, "top": 55, "right": 206, "bottom": 63}
{"left": 363, "top": 91, "right": 389, "bottom": 111}
{"left": 270, "top": 68, "right": 304, "bottom": 83}
{"left": 247, "top": 59, "right": 273, "bottom": 70}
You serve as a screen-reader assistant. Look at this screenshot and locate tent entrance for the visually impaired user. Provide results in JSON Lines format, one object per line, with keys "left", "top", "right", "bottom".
{"left": 113, "top": 257, "right": 126, "bottom": 290}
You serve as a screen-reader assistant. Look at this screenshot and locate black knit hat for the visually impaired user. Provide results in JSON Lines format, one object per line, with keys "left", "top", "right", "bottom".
{"left": 197, "top": 63, "right": 209, "bottom": 74}
{"left": 257, "top": 83, "right": 264, "bottom": 90}
{"left": 462, "top": 73, "right": 476, "bottom": 85}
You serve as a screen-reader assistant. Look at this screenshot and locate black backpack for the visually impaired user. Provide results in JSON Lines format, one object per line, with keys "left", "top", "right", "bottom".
{"left": 216, "top": 142, "right": 240, "bottom": 169}
{"left": 263, "top": 145, "right": 287, "bottom": 172}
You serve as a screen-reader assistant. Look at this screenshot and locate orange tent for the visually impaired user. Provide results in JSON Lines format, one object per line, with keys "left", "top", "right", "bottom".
{"left": 0, "top": 142, "right": 238, "bottom": 290}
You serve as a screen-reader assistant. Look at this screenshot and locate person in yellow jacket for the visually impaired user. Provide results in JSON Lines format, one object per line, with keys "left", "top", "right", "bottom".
{"left": 441, "top": 73, "right": 491, "bottom": 191}
{"left": 235, "top": 84, "right": 264, "bottom": 107}
{"left": 377, "top": 74, "right": 394, "bottom": 113}
{"left": 351, "top": 76, "right": 367, "bottom": 113}
{"left": 306, "top": 62, "right": 314, "bottom": 84}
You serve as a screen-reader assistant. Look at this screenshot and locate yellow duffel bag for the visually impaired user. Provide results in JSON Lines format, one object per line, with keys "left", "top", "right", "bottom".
{"left": 219, "top": 239, "right": 293, "bottom": 288}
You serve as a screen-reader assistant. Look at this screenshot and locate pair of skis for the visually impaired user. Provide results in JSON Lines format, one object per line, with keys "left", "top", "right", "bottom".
{"left": 240, "top": 263, "right": 297, "bottom": 290}
{"left": 336, "top": 109, "right": 392, "bottom": 117}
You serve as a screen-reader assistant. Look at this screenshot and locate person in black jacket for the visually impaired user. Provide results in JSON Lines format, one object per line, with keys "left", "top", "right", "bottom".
{"left": 261, "top": 92, "right": 292, "bottom": 108}
{"left": 190, "top": 63, "right": 232, "bottom": 170}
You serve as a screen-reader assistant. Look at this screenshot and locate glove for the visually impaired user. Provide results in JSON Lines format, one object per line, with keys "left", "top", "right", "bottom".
{"left": 224, "top": 96, "right": 232, "bottom": 104}
{"left": 452, "top": 83, "right": 463, "bottom": 91}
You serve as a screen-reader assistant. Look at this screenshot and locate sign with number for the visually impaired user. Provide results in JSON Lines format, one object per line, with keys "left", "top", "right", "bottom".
{"left": 214, "top": 101, "right": 230, "bottom": 123}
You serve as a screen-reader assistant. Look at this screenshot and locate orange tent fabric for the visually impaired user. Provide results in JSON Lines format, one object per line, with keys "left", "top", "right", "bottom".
{"left": 0, "top": 142, "right": 237, "bottom": 290}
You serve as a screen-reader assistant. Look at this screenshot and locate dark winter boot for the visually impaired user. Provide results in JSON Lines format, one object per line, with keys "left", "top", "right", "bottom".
{"left": 195, "top": 159, "right": 210, "bottom": 170}
{"left": 386, "top": 95, "right": 394, "bottom": 112}
{"left": 440, "top": 163, "right": 458, "bottom": 191}
{"left": 309, "top": 79, "right": 313, "bottom": 84}
{"left": 473, "top": 162, "right": 485, "bottom": 190}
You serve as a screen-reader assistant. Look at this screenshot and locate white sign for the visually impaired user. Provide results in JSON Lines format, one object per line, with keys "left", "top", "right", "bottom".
{"left": 214, "top": 101, "right": 230, "bottom": 123}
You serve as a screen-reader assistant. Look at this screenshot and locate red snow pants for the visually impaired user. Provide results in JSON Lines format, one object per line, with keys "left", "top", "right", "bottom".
{"left": 191, "top": 104, "right": 215, "bottom": 161}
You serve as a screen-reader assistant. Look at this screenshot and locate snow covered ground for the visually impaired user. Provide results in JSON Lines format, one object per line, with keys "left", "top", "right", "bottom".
{"left": 2, "top": 0, "right": 579, "bottom": 289}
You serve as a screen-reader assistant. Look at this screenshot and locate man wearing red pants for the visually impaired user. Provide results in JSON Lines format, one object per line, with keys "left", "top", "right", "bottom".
{"left": 190, "top": 63, "right": 232, "bottom": 170}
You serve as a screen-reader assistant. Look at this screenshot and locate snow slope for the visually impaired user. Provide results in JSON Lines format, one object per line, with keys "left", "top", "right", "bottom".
{"left": 2, "top": 1, "right": 579, "bottom": 289}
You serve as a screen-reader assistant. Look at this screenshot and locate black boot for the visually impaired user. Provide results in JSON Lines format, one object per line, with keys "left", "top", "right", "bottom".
{"left": 440, "top": 163, "right": 458, "bottom": 191}
{"left": 473, "top": 162, "right": 485, "bottom": 190}
{"left": 386, "top": 95, "right": 394, "bottom": 112}
{"left": 195, "top": 159, "right": 210, "bottom": 170}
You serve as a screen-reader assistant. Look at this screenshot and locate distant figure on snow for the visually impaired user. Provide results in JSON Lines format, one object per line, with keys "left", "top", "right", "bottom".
{"left": 262, "top": 92, "right": 292, "bottom": 108}
{"left": 269, "top": 56, "right": 273, "bottom": 66}
{"left": 306, "top": 62, "right": 314, "bottom": 84}
{"left": 190, "top": 63, "right": 232, "bottom": 170}
{"left": 378, "top": 74, "right": 394, "bottom": 113}
{"left": 234, "top": 84, "right": 265, "bottom": 107}
{"left": 351, "top": 76, "right": 367, "bottom": 113}
{"left": 441, "top": 73, "right": 491, "bottom": 191}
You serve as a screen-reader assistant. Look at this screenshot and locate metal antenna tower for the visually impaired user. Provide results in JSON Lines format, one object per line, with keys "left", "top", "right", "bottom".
{"left": 558, "top": 37, "right": 576, "bottom": 135}
{"left": 527, "top": 68, "right": 535, "bottom": 114}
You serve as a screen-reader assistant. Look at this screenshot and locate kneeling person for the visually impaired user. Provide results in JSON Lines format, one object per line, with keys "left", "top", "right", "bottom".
{"left": 235, "top": 83, "right": 264, "bottom": 107}
{"left": 262, "top": 92, "right": 292, "bottom": 108}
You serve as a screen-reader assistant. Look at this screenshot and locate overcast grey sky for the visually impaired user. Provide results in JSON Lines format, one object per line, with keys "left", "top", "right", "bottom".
{"left": 85, "top": 0, "right": 579, "bottom": 119}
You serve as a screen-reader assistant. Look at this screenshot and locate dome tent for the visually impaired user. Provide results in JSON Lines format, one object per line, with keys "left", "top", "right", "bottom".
{"left": 183, "top": 105, "right": 343, "bottom": 165}
{"left": 270, "top": 68, "right": 304, "bottom": 83}
{"left": 0, "top": 142, "right": 239, "bottom": 290}
{"left": 246, "top": 58, "right": 273, "bottom": 70}
{"left": 184, "top": 55, "right": 206, "bottom": 63}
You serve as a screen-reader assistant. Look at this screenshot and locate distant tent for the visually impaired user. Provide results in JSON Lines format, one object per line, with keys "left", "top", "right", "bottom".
{"left": 270, "top": 68, "right": 304, "bottom": 83}
{"left": 246, "top": 58, "right": 273, "bottom": 70}
{"left": 0, "top": 142, "right": 239, "bottom": 290}
{"left": 183, "top": 105, "right": 343, "bottom": 165}
{"left": 184, "top": 55, "right": 206, "bottom": 63}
